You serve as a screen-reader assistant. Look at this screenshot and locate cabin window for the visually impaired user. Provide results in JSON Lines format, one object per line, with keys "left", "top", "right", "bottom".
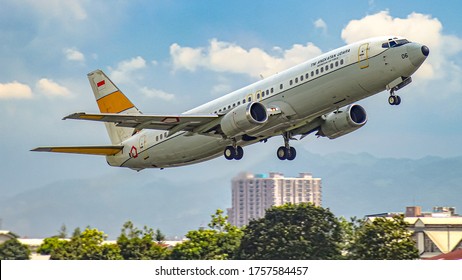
{"left": 340, "top": 59, "right": 344, "bottom": 65}
{"left": 295, "top": 77, "right": 299, "bottom": 83}
{"left": 280, "top": 84, "right": 283, "bottom": 90}
{"left": 156, "top": 136, "right": 158, "bottom": 141}
{"left": 233, "top": 103, "right": 236, "bottom": 107}
{"left": 237, "top": 101, "right": 240, "bottom": 105}
{"left": 305, "top": 73, "right": 309, "bottom": 79}
{"left": 320, "top": 67, "right": 324, "bottom": 73}
{"left": 248, "top": 97, "right": 252, "bottom": 102}
{"left": 228, "top": 105, "right": 231, "bottom": 109}
{"left": 330, "top": 63, "right": 334, "bottom": 69}
{"left": 257, "top": 93, "right": 260, "bottom": 99}
{"left": 243, "top": 99, "right": 246, "bottom": 104}
{"left": 290, "top": 80, "right": 293, "bottom": 86}
{"left": 270, "top": 88, "right": 274, "bottom": 93}
{"left": 311, "top": 71, "right": 314, "bottom": 77}
{"left": 160, "top": 134, "right": 163, "bottom": 140}
{"left": 335, "top": 61, "right": 339, "bottom": 67}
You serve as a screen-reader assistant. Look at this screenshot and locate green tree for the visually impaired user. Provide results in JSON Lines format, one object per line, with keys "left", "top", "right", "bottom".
{"left": 170, "top": 209, "right": 243, "bottom": 260}
{"left": 236, "top": 203, "right": 342, "bottom": 260}
{"left": 58, "top": 224, "right": 67, "bottom": 238}
{"left": 347, "top": 215, "right": 419, "bottom": 260}
{"left": 0, "top": 238, "right": 30, "bottom": 260}
{"left": 155, "top": 229, "right": 166, "bottom": 244}
{"left": 37, "top": 237, "right": 68, "bottom": 255}
{"left": 117, "top": 221, "right": 169, "bottom": 260}
{"left": 50, "top": 227, "right": 122, "bottom": 260}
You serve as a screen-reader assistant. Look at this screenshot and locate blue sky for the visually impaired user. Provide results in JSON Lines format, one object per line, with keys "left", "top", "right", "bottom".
{"left": 1, "top": 1, "right": 462, "bottom": 217}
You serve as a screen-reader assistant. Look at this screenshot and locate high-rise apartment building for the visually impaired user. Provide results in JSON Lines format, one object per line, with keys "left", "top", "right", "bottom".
{"left": 227, "top": 172, "right": 322, "bottom": 227}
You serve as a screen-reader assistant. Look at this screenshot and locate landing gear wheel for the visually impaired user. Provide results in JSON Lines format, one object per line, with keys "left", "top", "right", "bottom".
{"left": 224, "top": 145, "right": 244, "bottom": 160}
{"left": 287, "top": 147, "right": 297, "bottom": 161}
{"left": 388, "top": 95, "right": 396, "bottom": 105}
{"left": 277, "top": 146, "right": 288, "bottom": 160}
{"left": 235, "top": 146, "right": 244, "bottom": 160}
{"left": 388, "top": 95, "right": 401, "bottom": 105}
{"left": 224, "top": 146, "right": 236, "bottom": 160}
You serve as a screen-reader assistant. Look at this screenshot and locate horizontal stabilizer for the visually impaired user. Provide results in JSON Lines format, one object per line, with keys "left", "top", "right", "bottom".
{"left": 31, "top": 145, "right": 123, "bottom": 156}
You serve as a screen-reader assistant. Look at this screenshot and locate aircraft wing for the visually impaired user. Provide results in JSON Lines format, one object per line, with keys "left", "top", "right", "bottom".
{"left": 64, "top": 112, "right": 221, "bottom": 135}
{"left": 31, "top": 145, "right": 123, "bottom": 156}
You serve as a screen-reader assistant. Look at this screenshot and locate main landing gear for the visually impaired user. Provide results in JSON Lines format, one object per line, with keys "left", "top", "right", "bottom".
{"left": 277, "top": 132, "right": 297, "bottom": 161}
{"left": 224, "top": 140, "right": 244, "bottom": 160}
{"left": 388, "top": 89, "right": 401, "bottom": 106}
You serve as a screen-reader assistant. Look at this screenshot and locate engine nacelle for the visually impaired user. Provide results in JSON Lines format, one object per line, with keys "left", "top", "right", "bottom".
{"left": 221, "top": 102, "right": 268, "bottom": 138}
{"left": 317, "top": 104, "right": 367, "bottom": 139}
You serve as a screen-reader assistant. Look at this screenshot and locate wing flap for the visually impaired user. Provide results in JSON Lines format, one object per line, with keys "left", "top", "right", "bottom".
{"left": 64, "top": 112, "right": 220, "bottom": 133}
{"left": 31, "top": 145, "right": 123, "bottom": 156}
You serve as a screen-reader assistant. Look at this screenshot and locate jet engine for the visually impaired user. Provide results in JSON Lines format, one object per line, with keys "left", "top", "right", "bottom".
{"left": 317, "top": 104, "right": 367, "bottom": 139}
{"left": 221, "top": 102, "right": 268, "bottom": 138}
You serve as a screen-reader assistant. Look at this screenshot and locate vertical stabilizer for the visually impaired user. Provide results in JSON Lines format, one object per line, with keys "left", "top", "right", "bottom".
{"left": 87, "top": 70, "right": 142, "bottom": 144}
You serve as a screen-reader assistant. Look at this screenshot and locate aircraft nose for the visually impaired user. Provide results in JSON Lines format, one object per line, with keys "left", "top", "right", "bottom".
{"left": 407, "top": 43, "right": 429, "bottom": 67}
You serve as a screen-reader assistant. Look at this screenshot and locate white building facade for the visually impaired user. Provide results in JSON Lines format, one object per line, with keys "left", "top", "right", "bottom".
{"left": 227, "top": 172, "right": 322, "bottom": 227}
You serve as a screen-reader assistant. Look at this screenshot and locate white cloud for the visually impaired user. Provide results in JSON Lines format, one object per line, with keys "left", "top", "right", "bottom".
{"left": 63, "top": 47, "right": 85, "bottom": 62}
{"left": 140, "top": 87, "right": 175, "bottom": 101}
{"left": 36, "top": 78, "right": 71, "bottom": 98}
{"left": 0, "top": 81, "right": 33, "bottom": 99}
{"left": 170, "top": 39, "right": 322, "bottom": 78}
{"left": 314, "top": 18, "right": 327, "bottom": 32}
{"left": 170, "top": 43, "right": 204, "bottom": 71}
{"left": 109, "top": 56, "right": 147, "bottom": 84}
{"left": 341, "top": 11, "right": 462, "bottom": 82}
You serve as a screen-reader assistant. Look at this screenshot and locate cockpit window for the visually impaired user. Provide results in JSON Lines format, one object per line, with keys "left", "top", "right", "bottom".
{"left": 382, "top": 38, "right": 410, "bottom": 48}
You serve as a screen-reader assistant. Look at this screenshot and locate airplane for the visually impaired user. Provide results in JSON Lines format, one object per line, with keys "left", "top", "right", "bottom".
{"left": 32, "top": 36, "right": 429, "bottom": 171}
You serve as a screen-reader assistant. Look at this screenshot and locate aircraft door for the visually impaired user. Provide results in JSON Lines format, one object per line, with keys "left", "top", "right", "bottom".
{"left": 358, "top": 43, "right": 369, "bottom": 69}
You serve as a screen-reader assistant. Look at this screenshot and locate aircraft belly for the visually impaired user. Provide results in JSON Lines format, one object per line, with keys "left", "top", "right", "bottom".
{"left": 142, "top": 134, "right": 224, "bottom": 168}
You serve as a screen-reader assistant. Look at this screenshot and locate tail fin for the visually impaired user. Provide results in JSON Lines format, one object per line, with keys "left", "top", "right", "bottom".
{"left": 87, "top": 70, "right": 141, "bottom": 144}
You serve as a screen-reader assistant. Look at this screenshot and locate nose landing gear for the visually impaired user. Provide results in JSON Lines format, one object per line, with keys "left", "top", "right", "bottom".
{"left": 388, "top": 91, "right": 401, "bottom": 106}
